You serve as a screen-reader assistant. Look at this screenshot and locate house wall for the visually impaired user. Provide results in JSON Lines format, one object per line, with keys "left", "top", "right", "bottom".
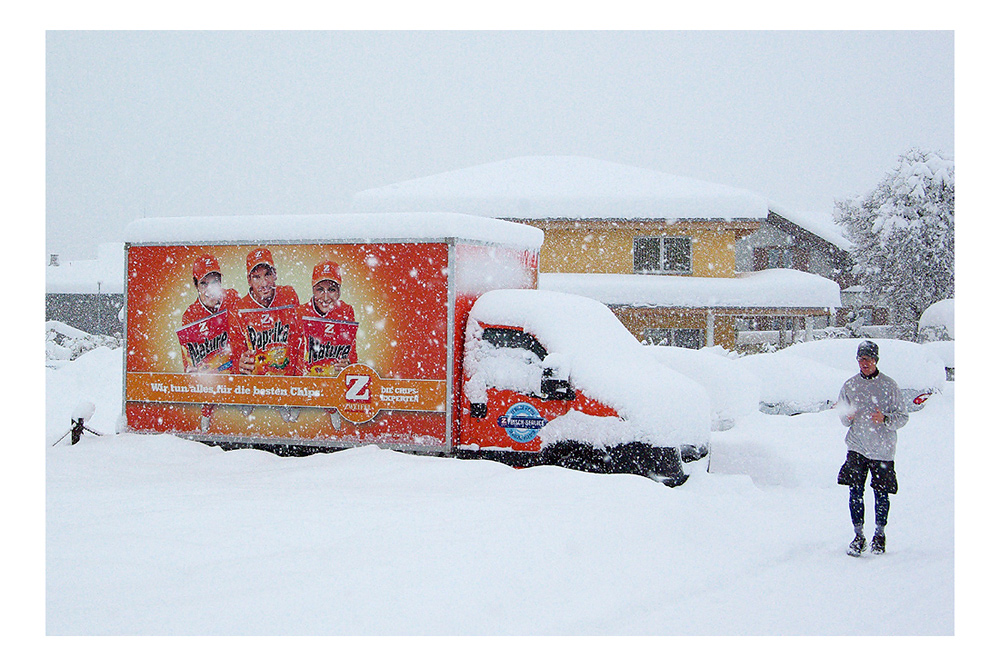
{"left": 611, "top": 307, "right": 739, "bottom": 350}
{"left": 524, "top": 217, "right": 834, "bottom": 352}
{"left": 735, "top": 224, "right": 790, "bottom": 271}
{"left": 735, "top": 221, "right": 853, "bottom": 287}
{"left": 539, "top": 225, "right": 738, "bottom": 278}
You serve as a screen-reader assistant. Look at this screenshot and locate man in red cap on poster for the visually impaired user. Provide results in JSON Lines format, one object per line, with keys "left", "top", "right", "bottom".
{"left": 231, "top": 247, "right": 304, "bottom": 376}
{"left": 177, "top": 254, "right": 240, "bottom": 431}
{"left": 295, "top": 260, "right": 360, "bottom": 429}
{"left": 182, "top": 255, "right": 240, "bottom": 331}
{"left": 231, "top": 247, "right": 305, "bottom": 421}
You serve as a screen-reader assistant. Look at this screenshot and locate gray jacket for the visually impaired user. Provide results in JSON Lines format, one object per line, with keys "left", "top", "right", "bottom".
{"left": 838, "top": 370, "right": 909, "bottom": 461}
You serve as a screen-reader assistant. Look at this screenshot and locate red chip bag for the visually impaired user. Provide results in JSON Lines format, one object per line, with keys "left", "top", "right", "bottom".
{"left": 302, "top": 316, "right": 358, "bottom": 376}
{"left": 176, "top": 310, "right": 233, "bottom": 373}
{"left": 237, "top": 305, "right": 299, "bottom": 375}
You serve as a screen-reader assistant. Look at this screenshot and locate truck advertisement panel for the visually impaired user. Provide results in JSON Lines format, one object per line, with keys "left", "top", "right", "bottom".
{"left": 124, "top": 242, "right": 450, "bottom": 449}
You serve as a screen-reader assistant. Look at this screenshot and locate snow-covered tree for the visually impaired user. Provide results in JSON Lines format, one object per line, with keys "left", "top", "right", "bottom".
{"left": 834, "top": 148, "right": 954, "bottom": 339}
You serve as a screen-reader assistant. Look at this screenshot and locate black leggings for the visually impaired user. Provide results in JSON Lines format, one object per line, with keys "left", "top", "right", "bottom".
{"left": 849, "top": 486, "right": 889, "bottom": 527}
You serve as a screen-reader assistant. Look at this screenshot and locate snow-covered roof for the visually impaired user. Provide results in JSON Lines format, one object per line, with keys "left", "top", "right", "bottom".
{"left": 539, "top": 269, "right": 842, "bottom": 310}
{"left": 124, "top": 212, "right": 544, "bottom": 249}
{"left": 353, "top": 156, "right": 771, "bottom": 221}
{"left": 46, "top": 243, "right": 125, "bottom": 294}
{"left": 767, "top": 203, "right": 852, "bottom": 252}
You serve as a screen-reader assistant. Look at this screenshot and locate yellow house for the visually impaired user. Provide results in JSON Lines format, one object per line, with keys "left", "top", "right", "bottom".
{"left": 353, "top": 156, "right": 841, "bottom": 351}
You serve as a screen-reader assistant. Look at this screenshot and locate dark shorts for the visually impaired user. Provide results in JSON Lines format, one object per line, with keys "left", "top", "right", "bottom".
{"left": 838, "top": 450, "right": 898, "bottom": 494}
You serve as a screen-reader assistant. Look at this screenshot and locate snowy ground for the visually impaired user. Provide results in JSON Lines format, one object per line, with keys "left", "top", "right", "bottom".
{"left": 43, "top": 346, "right": 957, "bottom": 639}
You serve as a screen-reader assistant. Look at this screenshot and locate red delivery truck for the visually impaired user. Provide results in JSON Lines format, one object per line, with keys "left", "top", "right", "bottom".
{"left": 123, "top": 213, "right": 709, "bottom": 485}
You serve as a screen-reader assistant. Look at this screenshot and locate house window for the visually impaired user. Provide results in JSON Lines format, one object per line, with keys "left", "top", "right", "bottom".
{"left": 634, "top": 236, "right": 692, "bottom": 274}
{"left": 753, "top": 245, "right": 808, "bottom": 271}
{"left": 643, "top": 328, "right": 704, "bottom": 349}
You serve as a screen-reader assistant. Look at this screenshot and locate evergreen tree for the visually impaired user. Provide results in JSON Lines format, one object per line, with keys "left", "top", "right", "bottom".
{"left": 834, "top": 148, "right": 954, "bottom": 339}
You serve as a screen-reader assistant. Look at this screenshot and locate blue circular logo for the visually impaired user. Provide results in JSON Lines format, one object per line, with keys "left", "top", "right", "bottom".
{"left": 497, "top": 402, "right": 548, "bottom": 443}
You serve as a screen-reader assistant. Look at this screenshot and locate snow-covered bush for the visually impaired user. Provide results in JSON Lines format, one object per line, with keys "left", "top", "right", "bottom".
{"left": 46, "top": 321, "right": 121, "bottom": 369}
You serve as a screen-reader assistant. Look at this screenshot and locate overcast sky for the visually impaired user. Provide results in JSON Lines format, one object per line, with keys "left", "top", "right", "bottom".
{"left": 46, "top": 30, "right": 953, "bottom": 260}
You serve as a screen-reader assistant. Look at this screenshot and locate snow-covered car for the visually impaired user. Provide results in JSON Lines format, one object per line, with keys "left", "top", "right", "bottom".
{"left": 460, "top": 289, "right": 711, "bottom": 485}
{"left": 646, "top": 345, "right": 760, "bottom": 430}
{"left": 735, "top": 352, "right": 848, "bottom": 416}
{"left": 918, "top": 298, "right": 954, "bottom": 342}
{"left": 741, "top": 338, "right": 946, "bottom": 415}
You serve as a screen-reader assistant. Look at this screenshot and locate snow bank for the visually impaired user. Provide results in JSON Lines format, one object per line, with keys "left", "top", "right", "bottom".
{"left": 646, "top": 345, "right": 760, "bottom": 430}
{"left": 468, "top": 290, "right": 711, "bottom": 448}
{"left": 353, "top": 155, "right": 771, "bottom": 221}
{"left": 540, "top": 269, "right": 841, "bottom": 309}
{"left": 44, "top": 341, "right": 955, "bottom": 635}
{"left": 124, "top": 212, "right": 544, "bottom": 249}
{"left": 46, "top": 346, "right": 123, "bottom": 445}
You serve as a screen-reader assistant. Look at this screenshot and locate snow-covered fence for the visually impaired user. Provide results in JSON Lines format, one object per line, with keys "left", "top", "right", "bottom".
{"left": 811, "top": 325, "right": 910, "bottom": 342}
{"left": 46, "top": 320, "right": 121, "bottom": 369}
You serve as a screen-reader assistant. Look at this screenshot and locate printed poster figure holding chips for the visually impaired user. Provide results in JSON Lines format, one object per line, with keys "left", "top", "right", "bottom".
{"left": 176, "top": 254, "right": 239, "bottom": 431}
{"left": 232, "top": 247, "right": 305, "bottom": 422}
{"left": 296, "top": 260, "right": 359, "bottom": 429}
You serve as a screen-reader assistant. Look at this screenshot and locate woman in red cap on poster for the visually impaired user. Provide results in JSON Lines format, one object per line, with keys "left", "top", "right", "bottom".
{"left": 296, "top": 260, "right": 360, "bottom": 429}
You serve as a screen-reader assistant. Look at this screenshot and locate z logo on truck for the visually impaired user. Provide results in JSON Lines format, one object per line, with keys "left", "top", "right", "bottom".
{"left": 498, "top": 402, "right": 548, "bottom": 443}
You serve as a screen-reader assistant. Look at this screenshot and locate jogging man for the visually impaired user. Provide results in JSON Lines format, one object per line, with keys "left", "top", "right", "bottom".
{"left": 837, "top": 340, "right": 909, "bottom": 556}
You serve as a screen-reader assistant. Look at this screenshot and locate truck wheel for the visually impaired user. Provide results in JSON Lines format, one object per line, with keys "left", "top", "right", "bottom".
{"left": 611, "top": 442, "right": 689, "bottom": 486}
{"left": 680, "top": 444, "right": 709, "bottom": 463}
{"left": 542, "top": 441, "right": 609, "bottom": 474}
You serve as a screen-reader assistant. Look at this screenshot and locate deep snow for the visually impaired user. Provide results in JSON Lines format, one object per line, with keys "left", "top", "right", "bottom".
{"left": 45, "top": 345, "right": 954, "bottom": 637}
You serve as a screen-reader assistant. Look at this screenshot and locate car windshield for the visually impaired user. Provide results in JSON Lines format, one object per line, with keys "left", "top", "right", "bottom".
{"left": 480, "top": 327, "right": 547, "bottom": 361}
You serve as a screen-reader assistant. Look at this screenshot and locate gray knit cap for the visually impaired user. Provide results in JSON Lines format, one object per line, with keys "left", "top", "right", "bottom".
{"left": 857, "top": 340, "right": 879, "bottom": 361}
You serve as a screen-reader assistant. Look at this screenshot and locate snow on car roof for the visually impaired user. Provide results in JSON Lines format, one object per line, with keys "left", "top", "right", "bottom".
{"left": 469, "top": 289, "right": 711, "bottom": 448}
{"left": 353, "top": 155, "right": 770, "bottom": 221}
{"left": 777, "top": 338, "right": 946, "bottom": 392}
{"left": 918, "top": 299, "right": 955, "bottom": 337}
{"left": 540, "top": 269, "right": 842, "bottom": 310}
{"left": 124, "top": 212, "right": 544, "bottom": 249}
